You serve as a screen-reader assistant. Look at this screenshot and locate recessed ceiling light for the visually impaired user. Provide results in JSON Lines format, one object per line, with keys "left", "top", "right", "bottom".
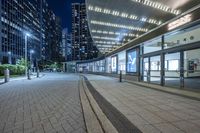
{"left": 131, "top": 0, "right": 181, "bottom": 15}
{"left": 88, "top": 5, "right": 162, "bottom": 25}
{"left": 91, "top": 20, "right": 148, "bottom": 32}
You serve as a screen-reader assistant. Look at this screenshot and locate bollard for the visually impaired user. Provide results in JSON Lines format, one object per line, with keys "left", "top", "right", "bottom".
{"left": 4, "top": 69, "right": 10, "bottom": 83}
{"left": 27, "top": 69, "right": 31, "bottom": 80}
{"left": 119, "top": 70, "right": 122, "bottom": 82}
{"left": 37, "top": 69, "right": 39, "bottom": 78}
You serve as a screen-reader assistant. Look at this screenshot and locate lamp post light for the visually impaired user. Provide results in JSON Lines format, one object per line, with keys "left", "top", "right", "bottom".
{"left": 25, "top": 32, "right": 30, "bottom": 77}
{"left": 8, "top": 51, "right": 11, "bottom": 64}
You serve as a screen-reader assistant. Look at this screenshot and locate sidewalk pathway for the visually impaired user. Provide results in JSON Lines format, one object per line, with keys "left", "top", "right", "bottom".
{"left": 84, "top": 74, "right": 200, "bottom": 133}
{"left": 0, "top": 73, "right": 86, "bottom": 133}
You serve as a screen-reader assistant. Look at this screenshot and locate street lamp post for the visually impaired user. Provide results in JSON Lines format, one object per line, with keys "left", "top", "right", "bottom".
{"left": 25, "top": 33, "right": 30, "bottom": 77}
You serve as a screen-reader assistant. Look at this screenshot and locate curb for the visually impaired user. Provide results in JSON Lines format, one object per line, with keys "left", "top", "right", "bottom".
{"left": 79, "top": 76, "right": 118, "bottom": 133}
{"left": 79, "top": 76, "right": 104, "bottom": 133}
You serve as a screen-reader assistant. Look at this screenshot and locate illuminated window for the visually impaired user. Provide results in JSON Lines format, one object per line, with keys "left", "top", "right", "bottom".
{"left": 151, "top": 62, "right": 159, "bottom": 70}
{"left": 168, "top": 60, "right": 179, "bottom": 71}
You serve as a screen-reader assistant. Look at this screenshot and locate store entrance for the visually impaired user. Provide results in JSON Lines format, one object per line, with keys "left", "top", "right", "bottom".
{"left": 142, "top": 49, "right": 200, "bottom": 90}
{"left": 143, "top": 55, "right": 161, "bottom": 85}
{"left": 164, "top": 52, "right": 181, "bottom": 88}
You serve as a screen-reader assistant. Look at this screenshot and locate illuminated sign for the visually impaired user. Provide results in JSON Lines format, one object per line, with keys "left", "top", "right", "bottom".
{"left": 127, "top": 50, "right": 137, "bottom": 73}
{"left": 168, "top": 14, "right": 192, "bottom": 30}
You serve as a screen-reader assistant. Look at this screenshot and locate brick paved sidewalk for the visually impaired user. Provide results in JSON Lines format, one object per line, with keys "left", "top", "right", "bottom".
{"left": 0, "top": 73, "right": 86, "bottom": 133}
{"left": 84, "top": 74, "right": 200, "bottom": 133}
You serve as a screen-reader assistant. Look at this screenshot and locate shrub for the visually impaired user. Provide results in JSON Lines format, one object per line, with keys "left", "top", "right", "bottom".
{"left": 0, "top": 64, "right": 25, "bottom": 76}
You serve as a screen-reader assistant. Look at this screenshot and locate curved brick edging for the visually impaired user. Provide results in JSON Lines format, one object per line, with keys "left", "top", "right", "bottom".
{"left": 79, "top": 76, "right": 104, "bottom": 133}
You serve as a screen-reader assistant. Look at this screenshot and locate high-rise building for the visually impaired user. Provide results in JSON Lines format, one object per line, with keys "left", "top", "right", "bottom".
{"left": 71, "top": 3, "right": 98, "bottom": 61}
{"left": 41, "top": 5, "right": 62, "bottom": 62}
{"left": 0, "top": 0, "right": 41, "bottom": 64}
{"left": 0, "top": 0, "right": 62, "bottom": 64}
{"left": 62, "top": 28, "right": 68, "bottom": 58}
{"left": 62, "top": 28, "right": 72, "bottom": 61}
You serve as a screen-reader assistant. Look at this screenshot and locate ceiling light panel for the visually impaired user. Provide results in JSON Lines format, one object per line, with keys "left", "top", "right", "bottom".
{"left": 131, "top": 0, "right": 181, "bottom": 15}
{"left": 91, "top": 30, "right": 139, "bottom": 37}
{"left": 91, "top": 20, "right": 148, "bottom": 32}
{"left": 95, "top": 40, "right": 122, "bottom": 45}
{"left": 88, "top": 5, "right": 162, "bottom": 25}
{"left": 93, "top": 36, "right": 120, "bottom": 41}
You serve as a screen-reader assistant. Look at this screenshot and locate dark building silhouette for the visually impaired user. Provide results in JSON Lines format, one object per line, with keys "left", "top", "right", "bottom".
{"left": 71, "top": 3, "right": 98, "bottom": 61}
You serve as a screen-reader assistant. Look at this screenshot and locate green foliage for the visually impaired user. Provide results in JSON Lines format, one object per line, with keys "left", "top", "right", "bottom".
{"left": 0, "top": 64, "right": 25, "bottom": 76}
{"left": 16, "top": 58, "right": 27, "bottom": 66}
{"left": 49, "top": 63, "right": 57, "bottom": 69}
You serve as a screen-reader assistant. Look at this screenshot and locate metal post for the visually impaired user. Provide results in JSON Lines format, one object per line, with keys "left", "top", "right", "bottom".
{"left": 4, "top": 69, "right": 10, "bottom": 82}
{"left": 119, "top": 70, "right": 122, "bottom": 82}
{"left": 30, "top": 51, "right": 32, "bottom": 73}
{"left": 160, "top": 53, "right": 165, "bottom": 86}
{"left": 161, "top": 36, "right": 165, "bottom": 86}
{"left": 36, "top": 59, "right": 39, "bottom": 78}
{"left": 148, "top": 57, "right": 151, "bottom": 83}
{"left": 180, "top": 51, "right": 184, "bottom": 88}
{"left": 28, "top": 69, "right": 31, "bottom": 80}
{"left": 37, "top": 69, "right": 39, "bottom": 78}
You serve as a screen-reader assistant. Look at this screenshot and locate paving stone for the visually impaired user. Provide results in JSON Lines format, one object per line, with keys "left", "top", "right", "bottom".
{"left": 172, "top": 121, "right": 200, "bottom": 133}
{"left": 154, "top": 123, "right": 184, "bottom": 133}
{"left": 154, "top": 111, "right": 182, "bottom": 122}
{"left": 139, "top": 124, "right": 161, "bottom": 133}
{"left": 0, "top": 73, "right": 86, "bottom": 133}
{"left": 84, "top": 74, "right": 200, "bottom": 133}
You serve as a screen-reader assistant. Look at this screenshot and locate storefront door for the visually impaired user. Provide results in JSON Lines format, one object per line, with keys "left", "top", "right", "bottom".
{"left": 164, "top": 52, "right": 181, "bottom": 88}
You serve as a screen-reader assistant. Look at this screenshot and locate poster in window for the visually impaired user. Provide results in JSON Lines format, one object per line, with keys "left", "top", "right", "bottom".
{"left": 127, "top": 50, "right": 137, "bottom": 72}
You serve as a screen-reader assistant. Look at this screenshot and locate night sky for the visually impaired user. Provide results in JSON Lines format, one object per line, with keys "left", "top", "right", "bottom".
{"left": 46, "top": 0, "right": 84, "bottom": 32}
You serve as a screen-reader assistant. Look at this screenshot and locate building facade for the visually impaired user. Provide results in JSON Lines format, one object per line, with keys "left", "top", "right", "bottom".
{"left": 0, "top": 0, "right": 62, "bottom": 64}
{"left": 62, "top": 28, "right": 72, "bottom": 61}
{"left": 71, "top": 3, "right": 98, "bottom": 61}
{"left": 76, "top": 6, "right": 200, "bottom": 90}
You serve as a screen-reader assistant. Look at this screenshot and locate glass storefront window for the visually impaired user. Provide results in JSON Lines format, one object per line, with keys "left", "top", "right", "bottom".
{"left": 164, "top": 24, "right": 200, "bottom": 49}
{"left": 150, "top": 55, "right": 161, "bottom": 84}
{"left": 143, "top": 37, "right": 162, "bottom": 54}
{"left": 143, "top": 58, "right": 149, "bottom": 82}
{"left": 184, "top": 48, "right": 200, "bottom": 90}
{"left": 118, "top": 51, "right": 126, "bottom": 74}
{"left": 106, "top": 57, "right": 111, "bottom": 73}
{"left": 89, "top": 63, "right": 93, "bottom": 72}
{"left": 151, "top": 62, "right": 159, "bottom": 70}
{"left": 164, "top": 52, "right": 180, "bottom": 88}
{"left": 144, "top": 62, "right": 148, "bottom": 71}
{"left": 127, "top": 49, "right": 137, "bottom": 73}
{"left": 111, "top": 56, "right": 117, "bottom": 73}
{"left": 99, "top": 60, "right": 105, "bottom": 72}
{"left": 168, "top": 60, "right": 179, "bottom": 71}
